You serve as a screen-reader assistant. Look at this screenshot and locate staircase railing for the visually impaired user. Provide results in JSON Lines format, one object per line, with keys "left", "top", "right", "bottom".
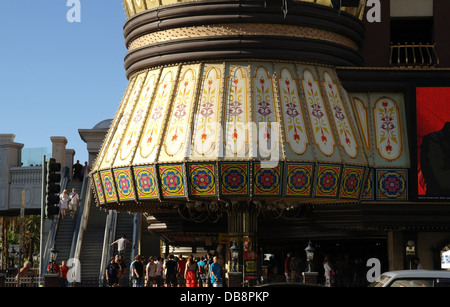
{"left": 98, "top": 212, "right": 140, "bottom": 287}
{"left": 69, "top": 175, "right": 89, "bottom": 260}
{"left": 99, "top": 210, "right": 117, "bottom": 286}
{"left": 40, "top": 166, "right": 70, "bottom": 278}
{"left": 64, "top": 174, "right": 90, "bottom": 284}
{"left": 128, "top": 213, "right": 140, "bottom": 285}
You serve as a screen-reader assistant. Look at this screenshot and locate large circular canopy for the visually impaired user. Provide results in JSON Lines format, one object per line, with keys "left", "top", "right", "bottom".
{"left": 90, "top": 60, "right": 368, "bottom": 212}
{"left": 89, "top": 0, "right": 374, "bottom": 213}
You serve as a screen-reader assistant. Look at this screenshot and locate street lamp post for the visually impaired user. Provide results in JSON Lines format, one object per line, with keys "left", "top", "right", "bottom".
{"left": 230, "top": 241, "right": 240, "bottom": 272}
{"left": 49, "top": 247, "right": 58, "bottom": 273}
{"left": 43, "top": 247, "right": 60, "bottom": 287}
{"left": 302, "top": 241, "right": 318, "bottom": 284}
{"left": 227, "top": 240, "right": 243, "bottom": 287}
{"left": 9, "top": 246, "right": 18, "bottom": 268}
{"left": 304, "top": 240, "right": 315, "bottom": 272}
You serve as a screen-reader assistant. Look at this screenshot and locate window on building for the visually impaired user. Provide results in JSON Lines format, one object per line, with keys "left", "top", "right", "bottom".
{"left": 390, "top": 18, "right": 437, "bottom": 67}
{"left": 390, "top": 18, "right": 433, "bottom": 45}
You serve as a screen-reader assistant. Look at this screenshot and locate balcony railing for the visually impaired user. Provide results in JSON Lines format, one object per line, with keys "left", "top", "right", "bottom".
{"left": 390, "top": 43, "right": 439, "bottom": 68}
{"left": 10, "top": 166, "right": 42, "bottom": 185}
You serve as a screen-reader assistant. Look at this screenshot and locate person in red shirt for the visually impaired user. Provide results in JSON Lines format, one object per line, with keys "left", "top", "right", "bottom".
{"left": 59, "top": 260, "right": 69, "bottom": 287}
{"left": 47, "top": 260, "right": 60, "bottom": 274}
{"left": 177, "top": 254, "right": 187, "bottom": 287}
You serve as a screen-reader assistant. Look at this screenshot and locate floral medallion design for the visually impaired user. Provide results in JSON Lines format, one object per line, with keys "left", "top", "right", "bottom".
{"left": 373, "top": 97, "right": 403, "bottom": 161}
{"left": 114, "top": 168, "right": 135, "bottom": 201}
{"left": 193, "top": 66, "right": 222, "bottom": 157}
{"left": 301, "top": 70, "right": 335, "bottom": 157}
{"left": 163, "top": 67, "right": 197, "bottom": 158}
{"left": 279, "top": 68, "right": 308, "bottom": 155}
{"left": 323, "top": 72, "right": 357, "bottom": 158}
{"left": 253, "top": 67, "right": 278, "bottom": 156}
{"left": 133, "top": 166, "right": 158, "bottom": 199}
{"left": 224, "top": 66, "right": 248, "bottom": 156}
{"left": 220, "top": 163, "right": 249, "bottom": 196}
{"left": 104, "top": 73, "right": 145, "bottom": 166}
{"left": 315, "top": 165, "right": 341, "bottom": 198}
{"left": 377, "top": 169, "right": 407, "bottom": 200}
{"left": 100, "top": 171, "right": 117, "bottom": 203}
{"left": 137, "top": 68, "right": 176, "bottom": 162}
{"left": 93, "top": 173, "right": 105, "bottom": 204}
{"left": 91, "top": 62, "right": 415, "bottom": 208}
{"left": 285, "top": 163, "right": 313, "bottom": 197}
{"left": 188, "top": 164, "right": 216, "bottom": 196}
{"left": 340, "top": 167, "right": 364, "bottom": 199}
{"left": 119, "top": 70, "right": 159, "bottom": 163}
{"left": 159, "top": 165, "right": 185, "bottom": 197}
{"left": 254, "top": 163, "right": 281, "bottom": 196}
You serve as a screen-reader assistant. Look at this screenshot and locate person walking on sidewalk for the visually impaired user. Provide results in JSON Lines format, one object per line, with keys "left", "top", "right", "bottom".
{"left": 185, "top": 254, "right": 198, "bottom": 287}
{"left": 131, "top": 255, "right": 144, "bottom": 287}
{"left": 210, "top": 256, "right": 223, "bottom": 287}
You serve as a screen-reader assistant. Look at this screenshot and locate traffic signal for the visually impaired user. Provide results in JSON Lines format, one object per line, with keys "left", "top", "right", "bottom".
{"left": 45, "top": 158, "right": 61, "bottom": 218}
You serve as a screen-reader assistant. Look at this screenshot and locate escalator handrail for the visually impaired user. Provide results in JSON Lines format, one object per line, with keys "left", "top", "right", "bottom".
{"left": 42, "top": 166, "right": 70, "bottom": 273}
{"left": 68, "top": 173, "right": 90, "bottom": 261}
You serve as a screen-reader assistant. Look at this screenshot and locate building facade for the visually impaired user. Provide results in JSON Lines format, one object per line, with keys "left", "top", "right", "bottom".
{"left": 89, "top": 0, "right": 450, "bottom": 284}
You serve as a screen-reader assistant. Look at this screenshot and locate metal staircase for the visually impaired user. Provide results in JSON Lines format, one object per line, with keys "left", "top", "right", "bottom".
{"left": 44, "top": 175, "right": 139, "bottom": 286}
{"left": 53, "top": 181, "right": 83, "bottom": 262}
{"left": 77, "top": 200, "right": 109, "bottom": 285}
{"left": 110, "top": 213, "right": 136, "bottom": 284}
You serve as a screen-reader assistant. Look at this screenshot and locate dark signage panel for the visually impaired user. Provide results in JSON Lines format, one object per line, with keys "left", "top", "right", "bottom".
{"left": 417, "top": 87, "right": 450, "bottom": 200}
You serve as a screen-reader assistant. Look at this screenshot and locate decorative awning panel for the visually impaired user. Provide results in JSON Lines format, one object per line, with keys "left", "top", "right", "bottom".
{"left": 348, "top": 92, "right": 410, "bottom": 168}
{"left": 91, "top": 61, "right": 412, "bottom": 211}
{"left": 91, "top": 61, "right": 374, "bottom": 209}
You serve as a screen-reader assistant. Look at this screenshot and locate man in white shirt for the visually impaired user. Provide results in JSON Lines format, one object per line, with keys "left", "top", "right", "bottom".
{"left": 69, "top": 188, "right": 80, "bottom": 218}
{"left": 110, "top": 235, "right": 135, "bottom": 260}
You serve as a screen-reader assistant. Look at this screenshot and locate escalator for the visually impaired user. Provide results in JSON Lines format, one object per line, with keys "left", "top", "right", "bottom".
{"left": 44, "top": 173, "right": 138, "bottom": 286}
{"left": 52, "top": 181, "right": 83, "bottom": 262}
{"left": 77, "top": 199, "right": 108, "bottom": 285}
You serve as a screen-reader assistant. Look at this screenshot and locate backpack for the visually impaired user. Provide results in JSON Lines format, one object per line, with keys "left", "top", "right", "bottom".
{"left": 329, "top": 269, "right": 336, "bottom": 285}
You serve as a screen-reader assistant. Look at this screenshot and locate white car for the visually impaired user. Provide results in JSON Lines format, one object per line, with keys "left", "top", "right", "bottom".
{"left": 368, "top": 270, "right": 450, "bottom": 287}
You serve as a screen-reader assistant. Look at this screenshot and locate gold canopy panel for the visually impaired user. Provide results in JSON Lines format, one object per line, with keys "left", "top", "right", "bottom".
{"left": 122, "top": 0, "right": 367, "bottom": 20}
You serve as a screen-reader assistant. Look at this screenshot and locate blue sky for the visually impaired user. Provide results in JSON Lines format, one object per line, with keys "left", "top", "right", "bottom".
{"left": 0, "top": 1, "right": 129, "bottom": 165}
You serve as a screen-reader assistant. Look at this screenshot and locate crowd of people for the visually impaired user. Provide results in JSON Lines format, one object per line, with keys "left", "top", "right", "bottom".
{"left": 106, "top": 252, "right": 224, "bottom": 288}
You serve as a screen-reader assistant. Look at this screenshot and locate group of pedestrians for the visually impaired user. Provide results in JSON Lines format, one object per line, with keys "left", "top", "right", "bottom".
{"left": 72, "top": 160, "right": 89, "bottom": 182}
{"left": 159, "top": 253, "right": 223, "bottom": 288}
{"left": 52, "top": 160, "right": 87, "bottom": 219}
{"left": 58, "top": 188, "right": 80, "bottom": 219}
{"left": 105, "top": 251, "right": 224, "bottom": 288}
